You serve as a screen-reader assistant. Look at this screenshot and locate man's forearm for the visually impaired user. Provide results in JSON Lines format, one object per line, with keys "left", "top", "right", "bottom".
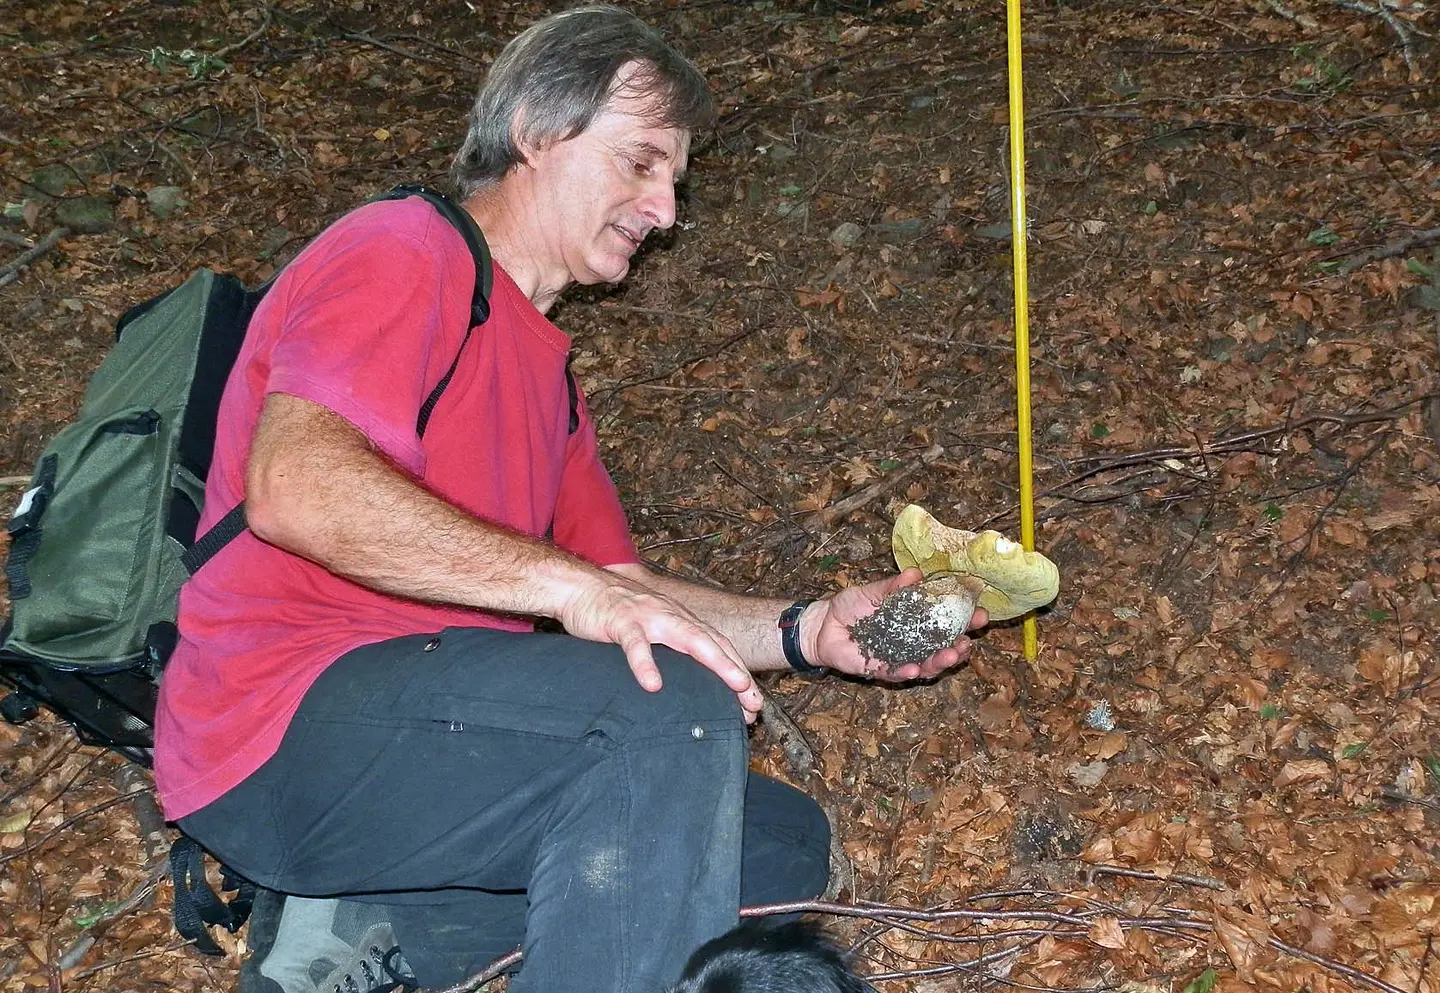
{"left": 247, "top": 393, "right": 603, "bottom": 619}
{"left": 609, "top": 565, "right": 805, "bottom": 672}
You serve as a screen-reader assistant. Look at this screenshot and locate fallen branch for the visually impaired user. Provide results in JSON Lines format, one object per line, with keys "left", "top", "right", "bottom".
{"left": 980, "top": 393, "right": 1436, "bottom": 527}
{"left": 804, "top": 444, "right": 945, "bottom": 531}
{"left": 1266, "top": 0, "right": 1319, "bottom": 29}
{"left": 1083, "top": 862, "right": 1227, "bottom": 891}
{"left": 1332, "top": 0, "right": 1426, "bottom": 76}
{"left": 342, "top": 32, "right": 443, "bottom": 64}
{"left": 1337, "top": 226, "right": 1440, "bottom": 275}
{"left": 0, "top": 226, "right": 70, "bottom": 288}
{"left": 0, "top": 787, "right": 153, "bottom": 866}
{"left": 211, "top": 2, "right": 273, "bottom": 62}
{"left": 57, "top": 855, "right": 171, "bottom": 971}
{"left": 114, "top": 764, "right": 169, "bottom": 863}
{"left": 431, "top": 949, "right": 522, "bottom": 993}
{"left": 759, "top": 695, "right": 818, "bottom": 781}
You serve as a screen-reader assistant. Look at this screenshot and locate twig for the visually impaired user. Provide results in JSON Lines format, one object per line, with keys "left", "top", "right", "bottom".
{"left": 803, "top": 444, "right": 945, "bottom": 532}
{"left": 1380, "top": 787, "right": 1440, "bottom": 811}
{"left": 1083, "top": 863, "right": 1227, "bottom": 891}
{"left": 430, "top": 949, "right": 522, "bottom": 993}
{"left": 0, "top": 737, "right": 79, "bottom": 805}
{"left": 211, "top": 3, "right": 273, "bottom": 62}
{"left": 1267, "top": 0, "right": 1320, "bottom": 29}
{"left": 0, "top": 227, "right": 71, "bottom": 288}
{"left": 66, "top": 940, "right": 190, "bottom": 981}
{"left": 1337, "top": 227, "right": 1440, "bottom": 275}
{"left": 342, "top": 32, "right": 443, "bottom": 64}
{"left": 0, "top": 475, "right": 33, "bottom": 487}
{"left": 0, "top": 232, "right": 34, "bottom": 248}
{"left": 760, "top": 695, "right": 818, "bottom": 780}
{"left": 0, "top": 787, "right": 153, "bottom": 865}
{"left": 114, "top": 764, "right": 168, "bottom": 863}
{"left": 980, "top": 395, "right": 1436, "bottom": 527}
{"left": 1332, "top": 0, "right": 1423, "bottom": 76}
{"left": 1271, "top": 935, "right": 1411, "bottom": 993}
{"left": 58, "top": 855, "right": 170, "bottom": 973}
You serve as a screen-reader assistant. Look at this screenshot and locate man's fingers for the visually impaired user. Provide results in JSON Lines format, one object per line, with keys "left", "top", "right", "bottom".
{"left": 969, "top": 607, "right": 989, "bottom": 630}
{"left": 619, "top": 631, "right": 663, "bottom": 692}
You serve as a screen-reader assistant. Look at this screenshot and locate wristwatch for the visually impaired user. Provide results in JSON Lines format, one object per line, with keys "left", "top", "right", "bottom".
{"left": 778, "top": 599, "right": 823, "bottom": 676}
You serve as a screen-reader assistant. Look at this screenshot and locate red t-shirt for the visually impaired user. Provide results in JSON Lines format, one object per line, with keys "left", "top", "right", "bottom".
{"left": 153, "top": 198, "right": 639, "bottom": 820}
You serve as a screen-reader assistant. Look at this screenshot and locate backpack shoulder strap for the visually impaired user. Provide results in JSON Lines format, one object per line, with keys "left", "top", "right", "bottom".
{"left": 376, "top": 184, "right": 492, "bottom": 328}
{"left": 374, "top": 185, "right": 492, "bottom": 438}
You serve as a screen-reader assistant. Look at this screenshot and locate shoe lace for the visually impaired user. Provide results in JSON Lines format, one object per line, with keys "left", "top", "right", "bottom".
{"left": 330, "top": 946, "right": 417, "bottom": 993}
{"left": 378, "top": 946, "right": 418, "bottom": 993}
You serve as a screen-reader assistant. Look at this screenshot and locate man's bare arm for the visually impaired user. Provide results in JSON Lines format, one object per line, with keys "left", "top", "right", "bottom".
{"left": 245, "top": 393, "right": 763, "bottom": 717}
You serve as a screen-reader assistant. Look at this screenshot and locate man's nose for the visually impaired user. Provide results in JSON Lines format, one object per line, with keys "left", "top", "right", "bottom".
{"left": 639, "top": 182, "right": 677, "bottom": 231}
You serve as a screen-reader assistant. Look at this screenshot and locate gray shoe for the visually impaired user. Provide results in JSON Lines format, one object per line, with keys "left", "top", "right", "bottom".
{"left": 240, "top": 889, "right": 417, "bottom": 993}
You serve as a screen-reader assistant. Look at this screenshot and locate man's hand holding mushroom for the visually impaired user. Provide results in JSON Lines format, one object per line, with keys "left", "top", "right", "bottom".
{"left": 797, "top": 571, "right": 990, "bottom": 681}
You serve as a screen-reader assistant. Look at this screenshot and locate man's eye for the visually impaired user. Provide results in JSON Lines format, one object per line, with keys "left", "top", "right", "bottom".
{"left": 628, "top": 158, "right": 652, "bottom": 177}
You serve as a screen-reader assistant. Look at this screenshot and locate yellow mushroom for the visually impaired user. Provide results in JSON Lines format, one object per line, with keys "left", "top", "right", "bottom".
{"left": 891, "top": 504, "right": 1059, "bottom": 622}
{"left": 848, "top": 506, "right": 1061, "bottom": 669}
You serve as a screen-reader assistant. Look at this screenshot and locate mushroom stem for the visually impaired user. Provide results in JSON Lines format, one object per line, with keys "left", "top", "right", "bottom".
{"left": 917, "top": 573, "right": 984, "bottom": 637}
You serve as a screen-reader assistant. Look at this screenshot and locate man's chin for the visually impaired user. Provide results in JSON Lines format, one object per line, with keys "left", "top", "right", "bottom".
{"left": 579, "top": 257, "right": 631, "bottom": 285}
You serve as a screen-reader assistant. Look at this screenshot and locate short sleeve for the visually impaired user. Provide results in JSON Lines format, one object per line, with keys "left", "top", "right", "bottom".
{"left": 550, "top": 389, "right": 639, "bottom": 567}
{"left": 266, "top": 205, "right": 472, "bottom": 474}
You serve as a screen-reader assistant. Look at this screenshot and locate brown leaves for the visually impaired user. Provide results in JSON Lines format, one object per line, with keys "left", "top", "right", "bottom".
{"left": 1088, "top": 916, "right": 1128, "bottom": 949}
{"left": 1273, "top": 759, "right": 1330, "bottom": 789}
{"left": 1211, "top": 904, "right": 1274, "bottom": 983}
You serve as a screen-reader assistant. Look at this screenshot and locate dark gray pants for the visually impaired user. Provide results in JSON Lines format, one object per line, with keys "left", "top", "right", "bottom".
{"left": 179, "top": 628, "right": 829, "bottom": 992}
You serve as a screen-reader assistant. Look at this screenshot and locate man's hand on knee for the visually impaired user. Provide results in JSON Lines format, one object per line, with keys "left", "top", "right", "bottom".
{"left": 558, "top": 572, "right": 763, "bottom": 722}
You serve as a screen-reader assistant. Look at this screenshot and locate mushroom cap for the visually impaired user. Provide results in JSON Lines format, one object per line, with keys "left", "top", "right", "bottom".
{"left": 892, "top": 504, "right": 1060, "bottom": 621}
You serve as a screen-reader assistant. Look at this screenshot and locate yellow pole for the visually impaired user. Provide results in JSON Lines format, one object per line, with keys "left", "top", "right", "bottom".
{"left": 1005, "top": 0, "right": 1039, "bottom": 661}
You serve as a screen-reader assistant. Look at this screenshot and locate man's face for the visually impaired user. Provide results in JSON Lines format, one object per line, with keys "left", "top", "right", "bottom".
{"left": 522, "top": 66, "right": 691, "bottom": 286}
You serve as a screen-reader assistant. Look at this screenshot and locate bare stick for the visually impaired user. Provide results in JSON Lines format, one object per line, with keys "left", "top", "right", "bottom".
{"left": 1428, "top": 310, "right": 1440, "bottom": 448}
{"left": 430, "top": 949, "right": 522, "bottom": 993}
{"left": 760, "top": 695, "right": 817, "bottom": 780}
{"left": 342, "top": 32, "right": 442, "bottom": 64}
{"left": 1267, "top": 0, "right": 1319, "bottom": 29}
{"left": 211, "top": 3, "right": 273, "bottom": 62}
{"left": 0, "top": 787, "right": 153, "bottom": 866}
{"left": 0, "top": 226, "right": 70, "bottom": 288}
{"left": 66, "top": 939, "right": 189, "bottom": 981}
{"left": 803, "top": 444, "right": 945, "bottom": 531}
{"left": 114, "top": 764, "right": 169, "bottom": 863}
{"left": 1083, "top": 863, "right": 1227, "bottom": 891}
{"left": 1332, "top": 0, "right": 1424, "bottom": 75}
{"left": 0, "top": 231, "right": 34, "bottom": 248}
{"left": 1337, "top": 227, "right": 1440, "bottom": 275}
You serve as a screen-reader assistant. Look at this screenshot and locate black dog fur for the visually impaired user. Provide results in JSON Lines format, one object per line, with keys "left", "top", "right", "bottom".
{"left": 670, "top": 920, "right": 875, "bottom": 993}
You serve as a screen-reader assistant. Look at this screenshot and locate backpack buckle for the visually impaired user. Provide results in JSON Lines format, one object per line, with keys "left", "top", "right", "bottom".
{"left": 7, "top": 485, "right": 47, "bottom": 535}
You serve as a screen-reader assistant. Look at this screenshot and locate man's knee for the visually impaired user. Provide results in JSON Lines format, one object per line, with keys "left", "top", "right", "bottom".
{"left": 606, "top": 645, "right": 745, "bottom": 735}
{"left": 742, "top": 777, "right": 831, "bottom": 904}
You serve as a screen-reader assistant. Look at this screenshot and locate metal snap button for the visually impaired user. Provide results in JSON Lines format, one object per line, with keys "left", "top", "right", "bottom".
{"left": 691, "top": 725, "right": 705, "bottom": 740}
{"left": 423, "top": 637, "right": 441, "bottom": 652}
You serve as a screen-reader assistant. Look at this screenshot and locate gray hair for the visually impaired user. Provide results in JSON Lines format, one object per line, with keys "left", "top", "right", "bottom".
{"left": 450, "top": 5, "right": 714, "bottom": 200}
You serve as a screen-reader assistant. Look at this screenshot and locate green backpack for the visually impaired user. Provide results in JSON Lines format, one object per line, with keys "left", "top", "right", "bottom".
{"left": 0, "top": 184, "right": 517, "bottom": 760}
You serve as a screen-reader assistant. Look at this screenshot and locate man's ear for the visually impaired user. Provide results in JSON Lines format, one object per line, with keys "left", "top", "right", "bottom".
{"left": 510, "top": 105, "right": 540, "bottom": 167}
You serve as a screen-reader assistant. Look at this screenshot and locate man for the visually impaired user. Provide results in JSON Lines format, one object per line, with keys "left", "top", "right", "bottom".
{"left": 153, "top": 7, "right": 984, "bottom": 993}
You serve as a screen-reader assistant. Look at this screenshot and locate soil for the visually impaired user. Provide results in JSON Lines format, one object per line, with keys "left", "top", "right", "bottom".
{"left": 849, "top": 580, "right": 977, "bottom": 668}
{"left": 2, "top": 1, "right": 1439, "bottom": 992}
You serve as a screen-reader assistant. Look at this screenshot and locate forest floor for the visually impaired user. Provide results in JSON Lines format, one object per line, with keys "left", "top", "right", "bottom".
{"left": 2, "top": 1, "right": 1439, "bottom": 991}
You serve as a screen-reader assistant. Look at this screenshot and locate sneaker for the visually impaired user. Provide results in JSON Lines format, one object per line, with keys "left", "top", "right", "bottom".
{"left": 239, "top": 889, "right": 418, "bottom": 993}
